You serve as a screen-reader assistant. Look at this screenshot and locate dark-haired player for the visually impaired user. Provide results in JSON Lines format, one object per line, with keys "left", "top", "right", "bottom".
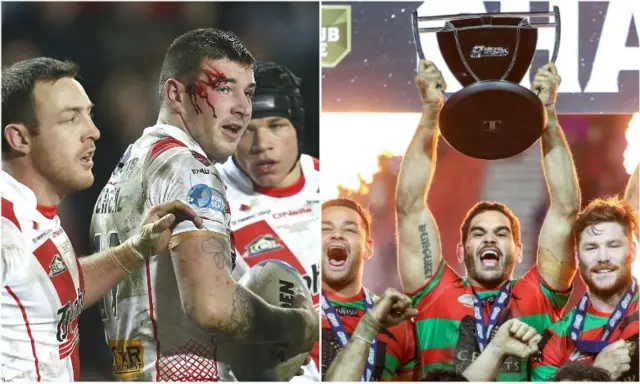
{"left": 394, "top": 60, "right": 581, "bottom": 380}
{"left": 90, "top": 30, "right": 318, "bottom": 381}
{"left": 217, "top": 61, "right": 321, "bottom": 381}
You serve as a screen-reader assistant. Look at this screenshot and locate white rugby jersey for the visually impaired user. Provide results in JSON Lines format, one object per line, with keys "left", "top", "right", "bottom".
{"left": 1, "top": 171, "right": 85, "bottom": 381}
{"left": 90, "top": 124, "right": 232, "bottom": 381}
{"left": 216, "top": 154, "right": 320, "bottom": 381}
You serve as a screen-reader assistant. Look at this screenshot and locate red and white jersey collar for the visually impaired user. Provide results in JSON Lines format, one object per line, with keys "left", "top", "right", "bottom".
{"left": 1, "top": 171, "right": 58, "bottom": 222}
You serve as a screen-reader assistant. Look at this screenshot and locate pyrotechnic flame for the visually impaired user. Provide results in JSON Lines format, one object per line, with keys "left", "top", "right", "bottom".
{"left": 321, "top": 112, "right": 420, "bottom": 201}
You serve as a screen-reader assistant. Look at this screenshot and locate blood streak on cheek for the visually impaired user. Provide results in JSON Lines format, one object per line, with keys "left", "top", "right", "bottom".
{"left": 187, "top": 68, "right": 228, "bottom": 118}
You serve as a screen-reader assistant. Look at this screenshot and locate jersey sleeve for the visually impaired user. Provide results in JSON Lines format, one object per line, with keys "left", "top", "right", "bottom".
{"left": 146, "top": 148, "right": 230, "bottom": 246}
{"left": 530, "top": 313, "right": 573, "bottom": 381}
{"left": 1, "top": 218, "right": 29, "bottom": 287}
{"left": 520, "top": 264, "right": 572, "bottom": 318}
{"left": 406, "top": 259, "right": 460, "bottom": 310}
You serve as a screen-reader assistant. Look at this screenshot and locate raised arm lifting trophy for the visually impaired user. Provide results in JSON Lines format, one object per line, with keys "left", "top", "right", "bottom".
{"left": 411, "top": 6, "right": 561, "bottom": 160}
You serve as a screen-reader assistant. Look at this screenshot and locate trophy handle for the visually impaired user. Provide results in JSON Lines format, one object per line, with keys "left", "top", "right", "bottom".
{"left": 550, "top": 6, "right": 561, "bottom": 63}
{"left": 411, "top": 11, "right": 426, "bottom": 61}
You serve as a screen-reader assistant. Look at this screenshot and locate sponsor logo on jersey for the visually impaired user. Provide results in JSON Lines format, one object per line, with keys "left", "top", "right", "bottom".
{"left": 56, "top": 288, "right": 85, "bottom": 344}
{"left": 272, "top": 207, "right": 313, "bottom": 219}
{"left": 191, "top": 168, "right": 211, "bottom": 175}
{"left": 190, "top": 150, "right": 212, "bottom": 166}
{"left": 303, "top": 263, "right": 320, "bottom": 300}
{"left": 49, "top": 254, "right": 67, "bottom": 277}
{"left": 458, "top": 293, "right": 476, "bottom": 308}
{"left": 239, "top": 203, "right": 252, "bottom": 212}
{"left": 32, "top": 228, "right": 53, "bottom": 244}
{"left": 109, "top": 339, "right": 145, "bottom": 379}
{"left": 187, "top": 184, "right": 226, "bottom": 213}
{"left": 245, "top": 234, "right": 283, "bottom": 257}
{"left": 335, "top": 306, "right": 358, "bottom": 317}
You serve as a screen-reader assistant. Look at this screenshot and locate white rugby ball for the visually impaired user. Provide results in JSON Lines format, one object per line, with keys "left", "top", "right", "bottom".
{"left": 237, "top": 259, "right": 312, "bottom": 381}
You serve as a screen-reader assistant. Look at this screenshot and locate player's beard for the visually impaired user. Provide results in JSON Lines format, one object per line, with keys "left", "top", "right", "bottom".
{"left": 464, "top": 247, "right": 515, "bottom": 288}
{"left": 580, "top": 256, "right": 633, "bottom": 299}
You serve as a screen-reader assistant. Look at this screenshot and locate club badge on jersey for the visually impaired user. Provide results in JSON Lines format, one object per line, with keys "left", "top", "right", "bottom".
{"left": 570, "top": 279, "right": 637, "bottom": 354}
{"left": 472, "top": 281, "right": 512, "bottom": 352}
{"left": 321, "top": 290, "right": 377, "bottom": 381}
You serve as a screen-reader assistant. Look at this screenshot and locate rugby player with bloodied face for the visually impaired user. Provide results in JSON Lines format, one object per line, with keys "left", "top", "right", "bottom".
{"left": 90, "top": 29, "right": 318, "bottom": 381}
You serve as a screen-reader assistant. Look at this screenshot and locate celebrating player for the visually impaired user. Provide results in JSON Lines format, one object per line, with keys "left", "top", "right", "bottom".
{"left": 1, "top": 57, "right": 203, "bottom": 381}
{"left": 394, "top": 60, "right": 581, "bottom": 380}
{"left": 322, "top": 198, "right": 419, "bottom": 381}
{"left": 90, "top": 29, "right": 318, "bottom": 381}
{"left": 531, "top": 170, "right": 639, "bottom": 381}
{"left": 217, "top": 60, "right": 320, "bottom": 381}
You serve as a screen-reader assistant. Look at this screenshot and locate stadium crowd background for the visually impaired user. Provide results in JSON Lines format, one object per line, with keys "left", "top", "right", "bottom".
{"left": 2, "top": 2, "right": 320, "bottom": 379}
{"left": 337, "top": 113, "right": 636, "bottom": 310}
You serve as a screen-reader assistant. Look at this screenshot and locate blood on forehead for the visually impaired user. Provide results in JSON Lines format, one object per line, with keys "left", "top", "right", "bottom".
{"left": 187, "top": 68, "right": 228, "bottom": 117}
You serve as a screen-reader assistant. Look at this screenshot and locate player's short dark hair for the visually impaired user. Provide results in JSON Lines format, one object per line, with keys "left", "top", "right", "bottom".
{"left": 421, "top": 368, "right": 469, "bottom": 381}
{"left": 322, "top": 198, "right": 372, "bottom": 240}
{"left": 551, "top": 361, "right": 611, "bottom": 381}
{"left": 574, "top": 196, "right": 638, "bottom": 245}
{"left": 460, "top": 201, "right": 521, "bottom": 245}
{"left": 2, "top": 57, "right": 78, "bottom": 156}
{"left": 158, "top": 28, "right": 254, "bottom": 99}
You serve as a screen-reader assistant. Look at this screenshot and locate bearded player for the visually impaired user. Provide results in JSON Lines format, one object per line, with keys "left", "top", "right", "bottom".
{"left": 322, "top": 198, "right": 420, "bottom": 381}
{"left": 395, "top": 59, "right": 581, "bottom": 380}
{"left": 90, "top": 29, "right": 318, "bottom": 381}
{"left": 217, "top": 61, "right": 320, "bottom": 381}
{"left": 531, "top": 168, "right": 639, "bottom": 381}
{"left": 1, "top": 58, "right": 202, "bottom": 381}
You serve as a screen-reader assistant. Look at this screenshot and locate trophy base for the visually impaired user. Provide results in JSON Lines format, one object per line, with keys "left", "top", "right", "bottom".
{"left": 439, "top": 81, "right": 546, "bottom": 160}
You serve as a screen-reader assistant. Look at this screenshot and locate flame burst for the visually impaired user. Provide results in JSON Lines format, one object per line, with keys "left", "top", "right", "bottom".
{"left": 321, "top": 112, "right": 421, "bottom": 201}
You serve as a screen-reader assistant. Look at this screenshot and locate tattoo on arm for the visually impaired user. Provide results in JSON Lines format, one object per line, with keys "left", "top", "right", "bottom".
{"left": 419, "top": 224, "right": 433, "bottom": 278}
{"left": 200, "top": 236, "right": 233, "bottom": 270}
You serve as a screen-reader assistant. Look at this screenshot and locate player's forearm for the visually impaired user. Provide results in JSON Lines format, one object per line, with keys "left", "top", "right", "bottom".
{"left": 624, "top": 165, "right": 639, "bottom": 219}
{"left": 79, "top": 243, "right": 144, "bottom": 308}
{"left": 396, "top": 104, "right": 440, "bottom": 215}
{"left": 462, "top": 343, "right": 505, "bottom": 381}
{"left": 325, "top": 312, "right": 380, "bottom": 381}
{"left": 212, "top": 283, "right": 309, "bottom": 345}
{"left": 540, "top": 106, "right": 581, "bottom": 216}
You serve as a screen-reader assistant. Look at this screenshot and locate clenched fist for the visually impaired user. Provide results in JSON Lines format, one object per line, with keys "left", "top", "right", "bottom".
{"left": 593, "top": 339, "right": 632, "bottom": 380}
{"left": 369, "top": 287, "right": 418, "bottom": 329}
{"left": 490, "top": 318, "right": 542, "bottom": 359}
{"left": 531, "top": 63, "right": 561, "bottom": 106}
{"left": 415, "top": 60, "right": 447, "bottom": 108}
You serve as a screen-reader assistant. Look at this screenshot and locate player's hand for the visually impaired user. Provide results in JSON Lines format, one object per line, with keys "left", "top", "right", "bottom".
{"left": 127, "top": 200, "right": 204, "bottom": 260}
{"left": 532, "top": 63, "right": 561, "bottom": 106}
{"left": 370, "top": 288, "right": 418, "bottom": 329}
{"left": 415, "top": 60, "right": 446, "bottom": 108}
{"left": 593, "top": 339, "right": 632, "bottom": 380}
{"left": 290, "top": 294, "right": 320, "bottom": 356}
{"left": 490, "top": 318, "right": 542, "bottom": 359}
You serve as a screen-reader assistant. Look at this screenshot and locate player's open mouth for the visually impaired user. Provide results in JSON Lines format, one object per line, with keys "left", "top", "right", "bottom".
{"left": 593, "top": 266, "right": 617, "bottom": 275}
{"left": 479, "top": 248, "right": 501, "bottom": 268}
{"left": 255, "top": 160, "right": 278, "bottom": 174}
{"left": 221, "top": 123, "right": 243, "bottom": 137}
{"left": 327, "top": 244, "right": 348, "bottom": 268}
{"left": 80, "top": 151, "right": 94, "bottom": 168}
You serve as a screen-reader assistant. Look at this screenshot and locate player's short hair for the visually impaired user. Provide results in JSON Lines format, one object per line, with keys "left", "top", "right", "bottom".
{"left": 574, "top": 196, "right": 638, "bottom": 245}
{"left": 421, "top": 368, "right": 469, "bottom": 381}
{"left": 460, "top": 201, "right": 521, "bottom": 245}
{"left": 158, "top": 28, "right": 254, "bottom": 99}
{"left": 322, "top": 198, "right": 372, "bottom": 240}
{"left": 2, "top": 57, "right": 78, "bottom": 156}
{"left": 551, "top": 361, "right": 611, "bottom": 381}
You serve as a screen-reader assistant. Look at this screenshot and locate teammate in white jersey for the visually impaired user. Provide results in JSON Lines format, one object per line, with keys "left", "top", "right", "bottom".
{"left": 90, "top": 30, "right": 318, "bottom": 381}
{"left": 1, "top": 58, "right": 201, "bottom": 381}
{"left": 217, "top": 61, "right": 320, "bottom": 381}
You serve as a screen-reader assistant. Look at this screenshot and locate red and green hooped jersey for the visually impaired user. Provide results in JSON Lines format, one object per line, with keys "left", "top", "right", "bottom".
{"left": 530, "top": 291, "right": 639, "bottom": 381}
{"left": 407, "top": 261, "right": 572, "bottom": 381}
{"left": 321, "top": 289, "right": 420, "bottom": 381}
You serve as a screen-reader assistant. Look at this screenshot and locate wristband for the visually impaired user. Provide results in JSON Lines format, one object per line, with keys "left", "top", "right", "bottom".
{"left": 352, "top": 312, "right": 381, "bottom": 344}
